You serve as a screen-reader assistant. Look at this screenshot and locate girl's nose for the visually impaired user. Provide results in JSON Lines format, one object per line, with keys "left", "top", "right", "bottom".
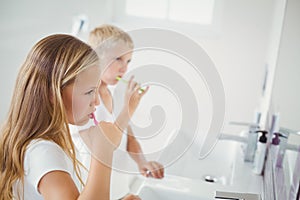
{"left": 93, "top": 92, "right": 100, "bottom": 107}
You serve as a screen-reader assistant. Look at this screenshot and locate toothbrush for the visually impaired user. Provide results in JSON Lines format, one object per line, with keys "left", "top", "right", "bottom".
{"left": 116, "top": 76, "right": 145, "bottom": 92}
{"left": 91, "top": 113, "right": 99, "bottom": 126}
{"left": 116, "top": 76, "right": 128, "bottom": 84}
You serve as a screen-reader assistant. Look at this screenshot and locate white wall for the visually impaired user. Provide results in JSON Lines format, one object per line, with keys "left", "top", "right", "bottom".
{"left": 114, "top": 0, "right": 278, "bottom": 134}
{"left": 194, "top": 0, "right": 275, "bottom": 133}
{"left": 272, "top": 0, "right": 300, "bottom": 131}
{"left": 0, "top": 0, "right": 279, "bottom": 137}
{"left": 271, "top": 0, "right": 300, "bottom": 146}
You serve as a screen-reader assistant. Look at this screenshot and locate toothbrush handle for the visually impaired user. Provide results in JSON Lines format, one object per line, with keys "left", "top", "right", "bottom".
{"left": 117, "top": 77, "right": 145, "bottom": 92}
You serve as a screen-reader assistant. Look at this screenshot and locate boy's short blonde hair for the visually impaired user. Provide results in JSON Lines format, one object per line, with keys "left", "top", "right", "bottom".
{"left": 88, "top": 24, "right": 134, "bottom": 49}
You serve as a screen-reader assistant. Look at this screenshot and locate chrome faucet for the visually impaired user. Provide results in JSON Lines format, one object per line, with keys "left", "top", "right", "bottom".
{"left": 219, "top": 121, "right": 260, "bottom": 162}
{"left": 276, "top": 127, "right": 300, "bottom": 168}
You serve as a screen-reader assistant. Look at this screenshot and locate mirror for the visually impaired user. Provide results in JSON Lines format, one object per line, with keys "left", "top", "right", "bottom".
{"left": 269, "top": 0, "right": 300, "bottom": 198}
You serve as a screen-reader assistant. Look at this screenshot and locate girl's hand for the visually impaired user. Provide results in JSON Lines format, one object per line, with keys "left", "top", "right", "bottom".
{"left": 139, "top": 161, "right": 164, "bottom": 179}
{"left": 79, "top": 122, "right": 123, "bottom": 164}
{"left": 98, "top": 121, "right": 123, "bottom": 148}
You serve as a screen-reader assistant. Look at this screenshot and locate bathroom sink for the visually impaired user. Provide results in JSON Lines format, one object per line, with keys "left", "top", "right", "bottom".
{"left": 129, "top": 175, "right": 218, "bottom": 200}
{"left": 128, "top": 139, "right": 263, "bottom": 199}
{"left": 165, "top": 140, "right": 243, "bottom": 186}
{"left": 138, "top": 184, "right": 204, "bottom": 200}
{"left": 130, "top": 173, "right": 261, "bottom": 200}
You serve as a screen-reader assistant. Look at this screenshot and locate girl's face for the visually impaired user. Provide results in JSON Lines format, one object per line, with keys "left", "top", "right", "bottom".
{"left": 101, "top": 44, "right": 133, "bottom": 85}
{"left": 62, "top": 65, "right": 101, "bottom": 125}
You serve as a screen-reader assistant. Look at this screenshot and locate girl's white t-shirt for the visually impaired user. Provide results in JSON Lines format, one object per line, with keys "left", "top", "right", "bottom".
{"left": 13, "top": 140, "right": 80, "bottom": 200}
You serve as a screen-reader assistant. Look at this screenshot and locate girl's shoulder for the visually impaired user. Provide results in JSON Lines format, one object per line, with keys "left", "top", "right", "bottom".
{"left": 21, "top": 139, "right": 73, "bottom": 198}
{"left": 24, "top": 139, "right": 71, "bottom": 177}
{"left": 25, "top": 139, "right": 69, "bottom": 167}
{"left": 26, "top": 139, "right": 62, "bottom": 153}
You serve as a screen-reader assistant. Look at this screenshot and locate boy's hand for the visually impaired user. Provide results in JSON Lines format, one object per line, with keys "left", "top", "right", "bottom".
{"left": 122, "top": 194, "right": 141, "bottom": 200}
{"left": 124, "top": 76, "right": 149, "bottom": 117}
{"left": 139, "top": 161, "right": 164, "bottom": 179}
{"left": 115, "top": 76, "right": 149, "bottom": 132}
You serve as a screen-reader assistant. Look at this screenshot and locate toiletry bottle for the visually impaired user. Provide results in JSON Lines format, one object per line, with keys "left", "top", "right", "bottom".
{"left": 276, "top": 132, "right": 288, "bottom": 168}
{"left": 270, "top": 132, "right": 280, "bottom": 168}
{"left": 253, "top": 130, "right": 268, "bottom": 175}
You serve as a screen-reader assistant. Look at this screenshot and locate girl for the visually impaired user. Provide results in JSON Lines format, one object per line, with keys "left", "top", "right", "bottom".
{"left": 0, "top": 34, "right": 145, "bottom": 200}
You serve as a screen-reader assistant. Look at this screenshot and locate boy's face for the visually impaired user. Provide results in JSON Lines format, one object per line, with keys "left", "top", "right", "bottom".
{"left": 101, "top": 44, "right": 133, "bottom": 85}
{"left": 62, "top": 65, "right": 101, "bottom": 125}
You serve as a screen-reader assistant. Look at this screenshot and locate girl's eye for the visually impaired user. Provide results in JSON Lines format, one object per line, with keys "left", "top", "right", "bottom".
{"left": 115, "top": 57, "right": 122, "bottom": 61}
{"left": 85, "top": 90, "right": 95, "bottom": 95}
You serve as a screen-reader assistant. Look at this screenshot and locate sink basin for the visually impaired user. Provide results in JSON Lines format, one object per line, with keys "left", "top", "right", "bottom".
{"left": 128, "top": 139, "right": 263, "bottom": 199}
{"left": 165, "top": 140, "right": 242, "bottom": 185}
{"left": 129, "top": 175, "right": 219, "bottom": 200}
{"left": 137, "top": 183, "right": 204, "bottom": 200}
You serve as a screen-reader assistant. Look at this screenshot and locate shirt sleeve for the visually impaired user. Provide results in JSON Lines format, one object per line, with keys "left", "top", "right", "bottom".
{"left": 24, "top": 140, "right": 71, "bottom": 194}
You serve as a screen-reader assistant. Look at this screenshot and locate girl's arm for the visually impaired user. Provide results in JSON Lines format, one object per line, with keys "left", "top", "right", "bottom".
{"left": 39, "top": 157, "right": 112, "bottom": 200}
{"left": 78, "top": 157, "right": 112, "bottom": 200}
{"left": 38, "top": 171, "right": 79, "bottom": 200}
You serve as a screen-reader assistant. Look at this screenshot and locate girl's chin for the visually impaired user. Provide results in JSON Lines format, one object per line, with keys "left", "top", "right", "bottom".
{"left": 73, "top": 117, "right": 90, "bottom": 126}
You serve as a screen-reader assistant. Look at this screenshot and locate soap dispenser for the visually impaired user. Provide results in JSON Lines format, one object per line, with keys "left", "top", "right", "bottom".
{"left": 270, "top": 132, "right": 280, "bottom": 168}
{"left": 253, "top": 130, "right": 268, "bottom": 175}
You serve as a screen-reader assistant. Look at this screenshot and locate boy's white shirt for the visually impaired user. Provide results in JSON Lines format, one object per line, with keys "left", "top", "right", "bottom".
{"left": 69, "top": 92, "right": 131, "bottom": 200}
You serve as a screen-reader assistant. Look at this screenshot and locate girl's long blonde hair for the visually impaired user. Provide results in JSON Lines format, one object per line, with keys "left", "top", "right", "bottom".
{"left": 0, "top": 34, "right": 99, "bottom": 200}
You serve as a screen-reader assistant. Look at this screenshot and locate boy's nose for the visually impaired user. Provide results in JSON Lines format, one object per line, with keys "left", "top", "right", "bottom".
{"left": 120, "top": 63, "right": 128, "bottom": 72}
